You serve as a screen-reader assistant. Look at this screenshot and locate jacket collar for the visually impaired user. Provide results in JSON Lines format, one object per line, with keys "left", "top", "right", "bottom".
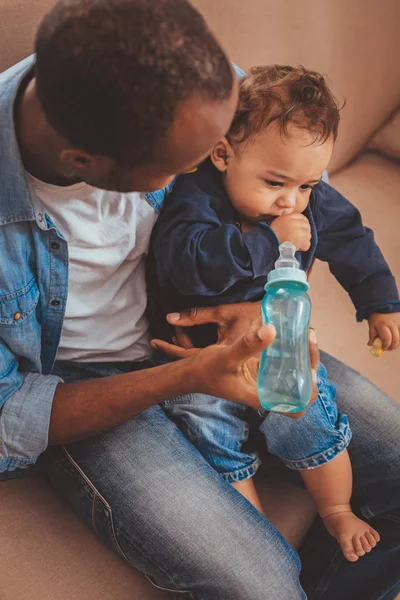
{"left": 0, "top": 55, "right": 37, "bottom": 226}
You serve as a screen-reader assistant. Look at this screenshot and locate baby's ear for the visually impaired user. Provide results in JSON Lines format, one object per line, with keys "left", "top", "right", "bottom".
{"left": 210, "top": 138, "right": 234, "bottom": 172}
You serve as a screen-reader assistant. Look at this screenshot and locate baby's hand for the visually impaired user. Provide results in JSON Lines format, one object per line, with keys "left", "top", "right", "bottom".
{"left": 368, "top": 312, "right": 400, "bottom": 351}
{"left": 271, "top": 213, "right": 311, "bottom": 251}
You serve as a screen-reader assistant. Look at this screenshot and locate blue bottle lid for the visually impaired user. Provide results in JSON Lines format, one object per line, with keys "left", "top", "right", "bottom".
{"left": 265, "top": 242, "right": 310, "bottom": 291}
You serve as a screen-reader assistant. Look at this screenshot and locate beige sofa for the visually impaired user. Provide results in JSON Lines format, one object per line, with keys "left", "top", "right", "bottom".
{"left": 0, "top": 1, "right": 399, "bottom": 598}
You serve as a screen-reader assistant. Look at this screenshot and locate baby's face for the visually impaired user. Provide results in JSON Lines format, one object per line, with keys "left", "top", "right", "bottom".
{"left": 220, "top": 123, "right": 334, "bottom": 222}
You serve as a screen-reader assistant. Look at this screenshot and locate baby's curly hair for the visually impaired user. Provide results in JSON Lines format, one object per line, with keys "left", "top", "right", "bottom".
{"left": 228, "top": 65, "right": 341, "bottom": 146}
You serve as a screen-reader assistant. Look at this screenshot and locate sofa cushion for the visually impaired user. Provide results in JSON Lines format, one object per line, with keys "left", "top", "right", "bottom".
{"left": 309, "top": 153, "right": 400, "bottom": 401}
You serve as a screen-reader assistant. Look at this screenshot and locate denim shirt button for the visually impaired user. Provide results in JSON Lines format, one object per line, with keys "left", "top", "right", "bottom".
{"left": 44, "top": 339, "right": 53, "bottom": 346}
{"left": 51, "top": 299, "right": 61, "bottom": 306}
{"left": 13, "top": 312, "right": 21, "bottom": 321}
{"left": 51, "top": 242, "right": 60, "bottom": 250}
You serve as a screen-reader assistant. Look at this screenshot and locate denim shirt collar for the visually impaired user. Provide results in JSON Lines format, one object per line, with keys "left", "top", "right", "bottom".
{"left": 0, "top": 55, "right": 37, "bottom": 226}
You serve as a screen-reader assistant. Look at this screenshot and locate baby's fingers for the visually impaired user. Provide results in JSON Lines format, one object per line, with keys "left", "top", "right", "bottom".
{"left": 388, "top": 324, "right": 399, "bottom": 351}
{"left": 368, "top": 325, "right": 378, "bottom": 347}
{"left": 376, "top": 325, "right": 392, "bottom": 351}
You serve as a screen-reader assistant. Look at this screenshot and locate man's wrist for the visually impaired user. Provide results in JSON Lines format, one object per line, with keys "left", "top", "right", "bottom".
{"left": 149, "top": 356, "right": 202, "bottom": 401}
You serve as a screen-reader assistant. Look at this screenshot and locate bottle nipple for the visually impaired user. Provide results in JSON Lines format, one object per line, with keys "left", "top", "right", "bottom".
{"left": 274, "top": 241, "right": 299, "bottom": 270}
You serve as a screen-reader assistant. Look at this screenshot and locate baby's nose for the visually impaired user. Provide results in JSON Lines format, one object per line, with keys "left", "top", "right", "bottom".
{"left": 277, "top": 191, "right": 297, "bottom": 208}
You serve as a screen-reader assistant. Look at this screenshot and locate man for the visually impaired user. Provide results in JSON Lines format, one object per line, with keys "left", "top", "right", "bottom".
{"left": 0, "top": 0, "right": 399, "bottom": 598}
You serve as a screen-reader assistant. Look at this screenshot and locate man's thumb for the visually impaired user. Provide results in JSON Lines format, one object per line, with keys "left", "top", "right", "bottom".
{"left": 228, "top": 324, "right": 276, "bottom": 362}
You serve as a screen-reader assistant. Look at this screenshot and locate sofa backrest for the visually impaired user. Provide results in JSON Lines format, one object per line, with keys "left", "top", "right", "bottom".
{"left": 0, "top": 0, "right": 54, "bottom": 71}
{"left": 192, "top": 0, "right": 400, "bottom": 173}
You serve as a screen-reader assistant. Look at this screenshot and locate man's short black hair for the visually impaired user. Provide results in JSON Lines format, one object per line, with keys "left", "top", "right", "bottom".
{"left": 35, "top": 0, "right": 233, "bottom": 165}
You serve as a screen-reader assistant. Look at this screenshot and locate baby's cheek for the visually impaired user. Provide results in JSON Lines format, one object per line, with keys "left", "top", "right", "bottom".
{"left": 297, "top": 194, "right": 311, "bottom": 213}
{"left": 259, "top": 189, "right": 276, "bottom": 212}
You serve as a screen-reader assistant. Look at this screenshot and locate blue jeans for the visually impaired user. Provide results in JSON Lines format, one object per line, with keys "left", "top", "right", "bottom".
{"left": 38, "top": 352, "right": 400, "bottom": 600}
{"left": 163, "top": 363, "right": 351, "bottom": 482}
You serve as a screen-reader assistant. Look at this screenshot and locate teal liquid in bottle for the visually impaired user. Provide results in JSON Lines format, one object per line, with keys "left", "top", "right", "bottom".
{"left": 257, "top": 241, "right": 312, "bottom": 413}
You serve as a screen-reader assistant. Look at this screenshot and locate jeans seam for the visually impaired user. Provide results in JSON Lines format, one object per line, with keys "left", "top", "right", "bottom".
{"left": 144, "top": 574, "right": 194, "bottom": 598}
{"left": 116, "top": 523, "right": 195, "bottom": 596}
{"left": 62, "top": 447, "right": 131, "bottom": 562}
{"left": 221, "top": 455, "right": 262, "bottom": 483}
{"left": 162, "top": 393, "right": 196, "bottom": 406}
{"left": 62, "top": 446, "right": 111, "bottom": 510}
{"left": 61, "top": 445, "right": 194, "bottom": 597}
{"left": 280, "top": 428, "right": 352, "bottom": 470}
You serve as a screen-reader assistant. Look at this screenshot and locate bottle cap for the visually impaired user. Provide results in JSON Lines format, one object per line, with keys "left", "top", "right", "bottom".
{"left": 266, "top": 241, "right": 309, "bottom": 290}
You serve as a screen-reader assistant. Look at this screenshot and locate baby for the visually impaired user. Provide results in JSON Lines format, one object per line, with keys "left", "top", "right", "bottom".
{"left": 147, "top": 65, "right": 400, "bottom": 561}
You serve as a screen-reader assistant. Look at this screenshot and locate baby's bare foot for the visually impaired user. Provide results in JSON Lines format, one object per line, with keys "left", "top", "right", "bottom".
{"left": 322, "top": 510, "right": 380, "bottom": 562}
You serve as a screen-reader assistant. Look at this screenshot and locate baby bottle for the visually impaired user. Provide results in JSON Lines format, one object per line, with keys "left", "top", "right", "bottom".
{"left": 257, "top": 241, "right": 312, "bottom": 413}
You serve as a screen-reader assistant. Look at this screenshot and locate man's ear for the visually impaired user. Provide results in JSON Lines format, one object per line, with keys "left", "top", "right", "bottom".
{"left": 60, "top": 148, "right": 97, "bottom": 171}
{"left": 210, "top": 138, "right": 234, "bottom": 172}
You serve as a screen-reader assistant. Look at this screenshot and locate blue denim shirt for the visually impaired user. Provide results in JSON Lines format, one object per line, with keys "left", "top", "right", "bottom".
{"left": 0, "top": 56, "right": 174, "bottom": 473}
{"left": 0, "top": 56, "right": 246, "bottom": 473}
{"left": 147, "top": 159, "right": 400, "bottom": 346}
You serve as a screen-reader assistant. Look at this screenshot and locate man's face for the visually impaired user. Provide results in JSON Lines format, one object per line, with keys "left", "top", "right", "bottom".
{"left": 71, "top": 85, "right": 239, "bottom": 193}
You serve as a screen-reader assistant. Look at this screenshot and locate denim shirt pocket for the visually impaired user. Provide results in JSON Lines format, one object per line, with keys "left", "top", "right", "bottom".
{"left": 0, "top": 278, "right": 39, "bottom": 325}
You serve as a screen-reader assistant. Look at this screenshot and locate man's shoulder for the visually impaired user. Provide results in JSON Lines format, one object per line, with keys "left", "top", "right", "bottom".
{"left": 0, "top": 56, "right": 35, "bottom": 96}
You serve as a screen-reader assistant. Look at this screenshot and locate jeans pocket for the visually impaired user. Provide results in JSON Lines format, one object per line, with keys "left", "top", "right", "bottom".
{"left": 41, "top": 446, "right": 130, "bottom": 563}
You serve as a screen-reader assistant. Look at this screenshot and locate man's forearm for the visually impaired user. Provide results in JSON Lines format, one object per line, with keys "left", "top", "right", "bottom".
{"left": 48, "top": 358, "right": 197, "bottom": 445}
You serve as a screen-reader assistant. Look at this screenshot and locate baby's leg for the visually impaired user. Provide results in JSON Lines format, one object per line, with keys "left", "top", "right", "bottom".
{"left": 162, "top": 394, "right": 263, "bottom": 512}
{"left": 260, "top": 362, "right": 381, "bottom": 562}
{"left": 301, "top": 449, "right": 380, "bottom": 562}
{"left": 232, "top": 478, "right": 265, "bottom": 515}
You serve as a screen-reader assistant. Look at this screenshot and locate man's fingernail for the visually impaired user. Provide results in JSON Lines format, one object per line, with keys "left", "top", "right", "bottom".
{"left": 257, "top": 326, "right": 268, "bottom": 340}
{"left": 168, "top": 313, "right": 181, "bottom": 323}
{"left": 310, "top": 329, "right": 317, "bottom": 343}
{"left": 151, "top": 341, "right": 158, "bottom": 348}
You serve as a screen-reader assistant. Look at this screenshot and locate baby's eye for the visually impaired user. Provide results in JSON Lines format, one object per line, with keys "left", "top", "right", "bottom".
{"left": 299, "top": 184, "right": 313, "bottom": 191}
{"left": 266, "top": 180, "right": 283, "bottom": 188}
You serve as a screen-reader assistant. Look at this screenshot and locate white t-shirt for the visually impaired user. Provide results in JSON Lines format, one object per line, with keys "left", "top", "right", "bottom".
{"left": 28, "top": 175, "right": 157, "bottom": 363}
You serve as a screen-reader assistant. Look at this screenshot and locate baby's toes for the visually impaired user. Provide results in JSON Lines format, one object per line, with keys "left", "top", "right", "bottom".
{"left": 370, "top": 527, "right": 380, "bottom": 544}
{"left": 339, "top": 536, "right": 359, "bottom": 562}
{"left": 366, "top": 531, "right": 377, "bottom": 549}
{"left": 352, "top": 534, "right": 366, "bottom": 557}
{"left": 360, "top": 534, "right": 372, "bottom": 553}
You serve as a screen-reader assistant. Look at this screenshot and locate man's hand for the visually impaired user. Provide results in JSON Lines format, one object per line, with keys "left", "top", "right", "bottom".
{"left": 155, "top": 325, "right": 276, "bottom": 409}
{"left": 270, "top": 213, "right": 311, "bottom": 251}
{"left": 167, "top": 302, "right": 263, "bottom": 349}
{"left": 368, "top": 312, "right": 400, "bottom": 351}
{"left": 152, "top": 321, "right": 320, "bottom": 414}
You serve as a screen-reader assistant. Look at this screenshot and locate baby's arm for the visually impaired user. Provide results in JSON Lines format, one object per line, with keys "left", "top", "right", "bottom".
{"left": 313, "top": 182, "right": 400, "bottom": 350}
{"left": 151, "top": 176, "right": 279, "bottom": 296}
